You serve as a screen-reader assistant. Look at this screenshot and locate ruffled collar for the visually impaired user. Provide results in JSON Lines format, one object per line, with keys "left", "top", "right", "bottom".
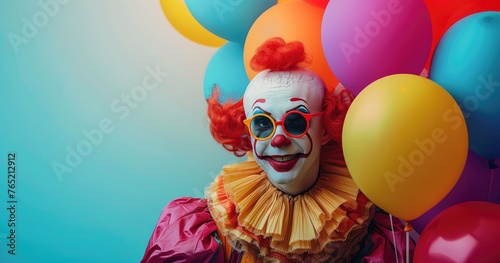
{"left": 206, "top": 156, "right": 374, "bottom": 262}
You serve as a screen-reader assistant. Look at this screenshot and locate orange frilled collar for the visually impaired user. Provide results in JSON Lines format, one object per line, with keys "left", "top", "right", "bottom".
{"left": 205, "top": 158, "right": 375, "bottom": 262}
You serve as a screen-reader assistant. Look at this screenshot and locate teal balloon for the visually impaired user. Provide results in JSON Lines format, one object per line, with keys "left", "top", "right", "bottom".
{"left": 430, "top": 11, "right": 500, "bottom": 159}
{"left": 185, "top": 0, "right": 277, "bottom": 42}
{"left": 204, "top": 42, "right": 249, "bottom": 103}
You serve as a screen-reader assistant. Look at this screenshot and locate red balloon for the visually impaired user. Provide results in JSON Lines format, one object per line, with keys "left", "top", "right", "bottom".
{"left": 424, "top": 0, "right": 500, "bottom": 70}
{"left": 304, "top": 0, "right": 329, "bottom": 8}
{"left": 414, "top": 201, "right": 500, "bottom": 263}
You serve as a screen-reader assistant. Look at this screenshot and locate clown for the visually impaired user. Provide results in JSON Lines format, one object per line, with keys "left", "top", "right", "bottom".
{"left": 141, "top": 38, "right": 411, "bottom": 263}
{"left": 243, "top": 65, "right": 326, "bottom": 195}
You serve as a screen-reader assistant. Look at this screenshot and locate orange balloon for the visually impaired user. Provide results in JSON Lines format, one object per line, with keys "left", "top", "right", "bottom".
{"left": 244, "top": 0, "right": 339, "bottom": 90}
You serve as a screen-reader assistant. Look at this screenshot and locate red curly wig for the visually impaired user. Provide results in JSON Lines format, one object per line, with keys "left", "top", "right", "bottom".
{"left": 207, "top": 37, "right": 353, "bottom": 160}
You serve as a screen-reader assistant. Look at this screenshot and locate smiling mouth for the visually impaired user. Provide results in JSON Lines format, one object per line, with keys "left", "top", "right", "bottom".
{"left": 269, "top": 153, "right": 302, "bottom": 162}
{"left": 266, "top": 153, "right": 303, "bottom": 172}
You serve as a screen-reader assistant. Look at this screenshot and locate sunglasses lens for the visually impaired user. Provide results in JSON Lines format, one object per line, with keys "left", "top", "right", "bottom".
{"left": 251, "top": 115, "right": 274, "bottom": 139}
{"left": 284, "top": 112, "right": 307, "bottom": 136}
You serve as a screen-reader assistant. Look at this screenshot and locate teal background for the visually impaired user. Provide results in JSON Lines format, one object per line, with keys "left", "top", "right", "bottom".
{"left": 0, "top": 0, "right": 241, "bottom": 262}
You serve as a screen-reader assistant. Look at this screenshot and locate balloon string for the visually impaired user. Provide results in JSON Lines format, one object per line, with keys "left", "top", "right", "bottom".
{"left": 389, "top": 214, "right": 399, "bottom": 263}
{"left": 406, "top": 231, "right": 410, "bottom": 263}
{"left": 488, "top": 159, "right": 498, "bottom": 202}
{"left": 404, "top": 222, "right": 413, "bottom": 263}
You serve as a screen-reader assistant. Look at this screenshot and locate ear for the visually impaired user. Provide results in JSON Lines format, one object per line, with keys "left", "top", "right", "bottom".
{"left": 321, "top": 130, "right": 331, "bottom": 146}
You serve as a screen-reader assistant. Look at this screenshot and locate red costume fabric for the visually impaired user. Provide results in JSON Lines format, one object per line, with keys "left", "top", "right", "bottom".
{"left": 140, "top": 159, "right": 414, "bottom": 263}
{"left": 141, "top": 198, "right": 413, "bottom": 263}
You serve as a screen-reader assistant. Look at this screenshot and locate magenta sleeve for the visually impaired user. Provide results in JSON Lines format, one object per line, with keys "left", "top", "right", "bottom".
{"left": 357, "top": 211, "right": 415, "bottom": 263}
{"left": 140, "top": 197, "right": 224, "bottom": 263}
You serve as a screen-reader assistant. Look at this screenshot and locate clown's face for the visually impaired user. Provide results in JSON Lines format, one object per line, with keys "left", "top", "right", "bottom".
{"left": 243, "top": 69, "right": 325, "bottom": 195}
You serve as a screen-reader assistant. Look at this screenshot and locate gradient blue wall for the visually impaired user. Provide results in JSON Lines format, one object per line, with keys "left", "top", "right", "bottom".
{"left": 0, "top": 1, "right": 241, "bottom": 262}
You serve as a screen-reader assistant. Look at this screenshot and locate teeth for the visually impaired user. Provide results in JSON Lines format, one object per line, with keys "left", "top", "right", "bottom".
{"left": 271, "top": 155, "right": 296, "bottom": 162}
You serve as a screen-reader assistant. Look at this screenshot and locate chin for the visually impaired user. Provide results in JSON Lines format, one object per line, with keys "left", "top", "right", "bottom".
{"left": 267, "top": 171, "right": 299, "bottom": 185}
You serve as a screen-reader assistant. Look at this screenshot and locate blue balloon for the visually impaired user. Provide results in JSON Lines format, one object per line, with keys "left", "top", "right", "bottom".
{"left": 185, "top": 0, "right": 277, "bottom": 42}
{"left": 204, "top": 41, "right": 249, "bottom": 103}
{"left": 430, "top": 11, "right": 500, "bottom": 159}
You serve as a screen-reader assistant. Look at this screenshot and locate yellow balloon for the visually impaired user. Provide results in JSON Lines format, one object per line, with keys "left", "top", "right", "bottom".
{"left": 342, "top": 74, "right": 468, "bottom": 221}
{"left": 159, "top": 0, "right": 226, "bottom": 47}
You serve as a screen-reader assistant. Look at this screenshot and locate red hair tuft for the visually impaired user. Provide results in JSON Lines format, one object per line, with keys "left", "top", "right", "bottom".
{"left": 320, "top": 87, "right": 355, "bottom": 165}
{"left": 207, "top": 86, "right": 251, "bottom": 157}
{"left": 322, "top": 88, "right": 354, "bottom": 145}
{"left": 250, "top": 37, "right": 309, "bottom": 72}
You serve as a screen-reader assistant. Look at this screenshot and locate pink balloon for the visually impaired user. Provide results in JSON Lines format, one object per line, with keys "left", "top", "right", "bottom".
{"left": 414, "top": 201, "right": 500, "bottom": 263}
{"left": 321, "top": 0, "right": 432, "bottom": 95}
{"left": 412, "top": 150, "right": 500, "bottom": 233}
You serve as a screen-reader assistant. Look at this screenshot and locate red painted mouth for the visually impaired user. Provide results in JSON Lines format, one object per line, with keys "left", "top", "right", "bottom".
{"left": 266, "top": 153, "right": 303, "bottom": 172}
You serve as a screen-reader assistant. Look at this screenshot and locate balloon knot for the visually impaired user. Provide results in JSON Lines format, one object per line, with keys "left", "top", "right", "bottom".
{"left": 488, "top": 159, "right": 498, "bottom": 170}
{"left": 404, "top": 222, "right": 413, "bottom": 232}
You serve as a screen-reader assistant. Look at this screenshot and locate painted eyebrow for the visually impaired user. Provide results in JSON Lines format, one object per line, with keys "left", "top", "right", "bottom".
{"left": 251, "top": 98, "right": 266, "bottom": 108}
{"left": 254, "top": 105, "right": 307, "bottom": 116}
{"left": 253, "top": 106, "right": 271, "bottom": 116}
{"left": 290, "top": 97, "right": 307, "bottom": 103}
{"left": 289, "top": 98, "right": 309, "bottom": 113}
{"left": 287, "top": 105, "right": 309, "bottom": 113}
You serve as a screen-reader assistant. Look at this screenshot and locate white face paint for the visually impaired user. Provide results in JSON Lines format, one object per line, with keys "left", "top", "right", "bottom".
{"left": 243, "top": 68, "right": 325, "bottom": 195}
